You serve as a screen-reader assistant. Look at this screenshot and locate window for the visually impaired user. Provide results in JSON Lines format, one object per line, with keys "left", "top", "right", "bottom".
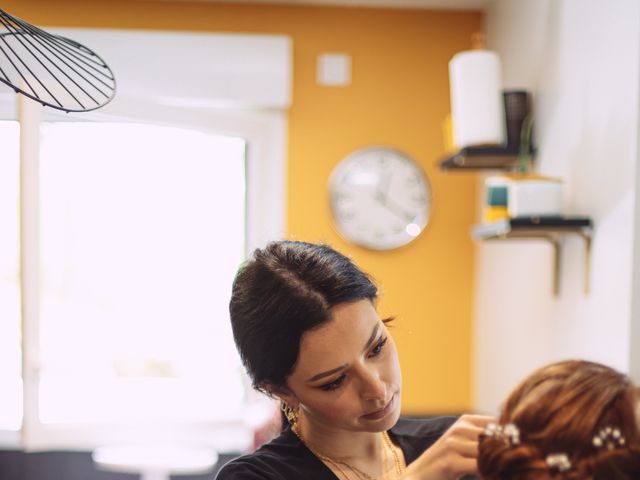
{"left": 0, "top": 121, "right": 21, "bottom": 436}
{"left": 2, "top": 112, "right": 285, "bottom": 451}
{"left": 37, "top": 122, "right": 246, "bottom": 425}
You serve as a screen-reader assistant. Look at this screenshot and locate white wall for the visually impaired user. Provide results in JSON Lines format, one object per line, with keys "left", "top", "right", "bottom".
{"left": 474, "top": 0, "right": 640, "bottom": 413}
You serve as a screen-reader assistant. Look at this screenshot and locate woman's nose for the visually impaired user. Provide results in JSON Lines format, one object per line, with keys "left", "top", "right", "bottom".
{"left": 360, "top": 366, "right": 386, "bottom": 401}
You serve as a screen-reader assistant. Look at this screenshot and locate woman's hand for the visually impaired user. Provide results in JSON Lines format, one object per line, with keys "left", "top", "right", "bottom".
{"left": 403, "top": 414, "right": 495, "bottom": 480}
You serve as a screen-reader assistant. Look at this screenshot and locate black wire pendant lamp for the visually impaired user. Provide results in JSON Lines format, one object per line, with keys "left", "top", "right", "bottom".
{"left": 0, "top": 9, "right": 116, "bottom": 112}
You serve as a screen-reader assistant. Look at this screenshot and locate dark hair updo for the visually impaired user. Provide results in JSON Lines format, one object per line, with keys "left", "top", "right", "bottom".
{"left": 229, "top": 240, "right": 378, "bottom": 390}
{"left": 478, "top": 360, "right": 640, "bottom": 480}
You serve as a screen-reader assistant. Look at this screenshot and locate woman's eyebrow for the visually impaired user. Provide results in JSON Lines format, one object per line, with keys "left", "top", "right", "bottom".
{"left": 307, "top": 364, "right": 348, "bottom": 382}
{"left": 306, "top": 324, "right": 380, "bottom": 383}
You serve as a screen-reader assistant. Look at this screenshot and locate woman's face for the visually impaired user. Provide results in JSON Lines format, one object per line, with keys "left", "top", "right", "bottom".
{"left": 281, "top": 299, "right": 402, "bottom": 433}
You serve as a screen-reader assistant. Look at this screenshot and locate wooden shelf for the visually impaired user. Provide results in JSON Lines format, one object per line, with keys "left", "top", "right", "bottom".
{"left": 472, "top": 216, "right": 593, "bottom": 296}
{"left": 439, "top": 145, "right": 535, "bottom": 171}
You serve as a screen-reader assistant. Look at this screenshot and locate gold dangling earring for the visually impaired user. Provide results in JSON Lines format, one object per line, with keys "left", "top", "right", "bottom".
{"left": 280, "top": 402, "right": 299, "bottom": 428}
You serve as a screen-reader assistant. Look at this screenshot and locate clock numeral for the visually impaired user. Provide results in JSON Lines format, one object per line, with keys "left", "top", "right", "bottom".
{"left": 338, "top": 210, "right": 355, "bottom": 222}
{"left": 405, "top": 172, "right": 424, "bottom": 186}
{"left": 341, "top": 172, "right": 354, "bottom": 186}
{"left": 333, "top": 191, "right": 351, "bottom": 203}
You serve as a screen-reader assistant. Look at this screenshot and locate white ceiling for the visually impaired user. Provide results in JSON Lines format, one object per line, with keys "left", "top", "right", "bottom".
{"left": 161, "top": 0, "right": 491, "bottom": 10}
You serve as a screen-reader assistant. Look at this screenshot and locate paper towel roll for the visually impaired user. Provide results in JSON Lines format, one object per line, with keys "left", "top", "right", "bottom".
{"left": 449, "top": 50, "right": 505, "bottom": 148}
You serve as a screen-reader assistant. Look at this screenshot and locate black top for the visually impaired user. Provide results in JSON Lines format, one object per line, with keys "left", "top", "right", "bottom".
{"left": 215, "top": 416, "right": 457, "bottom": 480}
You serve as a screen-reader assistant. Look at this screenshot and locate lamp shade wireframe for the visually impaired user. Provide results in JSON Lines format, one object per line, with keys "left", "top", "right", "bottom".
{"left": 0, "top": 9, "right": 116, "bottom": 112}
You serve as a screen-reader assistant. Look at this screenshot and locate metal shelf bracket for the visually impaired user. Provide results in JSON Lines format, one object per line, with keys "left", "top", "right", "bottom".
{"left": 472, "top": 217, "right": 593, "bottom": 297}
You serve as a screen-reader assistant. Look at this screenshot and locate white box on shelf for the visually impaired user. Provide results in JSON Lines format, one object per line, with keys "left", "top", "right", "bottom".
{"left": 507, "top": 176, "right": 563, "bottom": 218}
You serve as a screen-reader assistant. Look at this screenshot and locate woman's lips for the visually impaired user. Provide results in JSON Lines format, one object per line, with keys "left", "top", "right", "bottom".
{"left": 361, "top": 395, "right": 395, "bottom": 421}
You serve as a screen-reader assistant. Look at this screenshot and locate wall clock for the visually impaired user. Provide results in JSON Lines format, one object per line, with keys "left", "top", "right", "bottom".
{"left": 329, "top": 147, "right": 432, "bottom": 250}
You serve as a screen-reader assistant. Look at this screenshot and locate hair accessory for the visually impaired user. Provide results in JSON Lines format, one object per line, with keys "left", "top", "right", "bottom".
{"left": 483, "top": 422, "right": 521, "bottom": 446}
{"left": 546, "top": 453, "right": 572, "bottom": 472}
{"left": 592, "top": 426, "right": 626, "bottom": 450}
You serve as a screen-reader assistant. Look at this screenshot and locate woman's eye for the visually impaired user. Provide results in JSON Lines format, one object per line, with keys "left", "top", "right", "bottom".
{"left": 319, "top": 374, "right": 346, "bottom": 391}
{"left": 369, "top": 336, "right": 388, "bottom": 358}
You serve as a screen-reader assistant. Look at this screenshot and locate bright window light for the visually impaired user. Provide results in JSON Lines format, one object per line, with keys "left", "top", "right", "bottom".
{"left": 37, "top": 122, "right": 246, "bottom": 424}
{"left": 0, "top": 121, "right": 22, "bottom": 431}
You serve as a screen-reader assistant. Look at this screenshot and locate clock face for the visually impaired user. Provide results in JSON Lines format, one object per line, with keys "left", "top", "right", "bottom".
{"left": 329, "top": 147, "right": 431, "bottom": 250}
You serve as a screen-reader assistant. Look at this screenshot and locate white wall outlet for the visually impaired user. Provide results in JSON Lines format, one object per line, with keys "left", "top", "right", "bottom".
{"left": 317, "top": 53, "right": 351, "bottom": 87}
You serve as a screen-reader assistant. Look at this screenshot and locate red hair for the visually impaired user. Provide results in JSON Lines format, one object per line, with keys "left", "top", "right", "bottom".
{"left": 478, "top": 360, "right": 640, "bottom": 479}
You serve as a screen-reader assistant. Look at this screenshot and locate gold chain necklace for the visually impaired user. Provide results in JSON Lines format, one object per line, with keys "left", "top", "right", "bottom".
{"left": 383, "top": 431, "right": 404, "bottom": 478}
{"left": 293, "top": 426, "right": 404, "bottom": 480}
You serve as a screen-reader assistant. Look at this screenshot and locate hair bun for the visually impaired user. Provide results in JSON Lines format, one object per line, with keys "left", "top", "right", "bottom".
{"left": 478, "top": 439, "right": 549, "bottom": 480}
{"left": 480, "top": 441, "right": 640, "bottom": 480}
{"left": 478, "top": 361, "right": 640, "bottom": 480}
{"left": 573, "top": 447, "right": 640, "bottom": 479}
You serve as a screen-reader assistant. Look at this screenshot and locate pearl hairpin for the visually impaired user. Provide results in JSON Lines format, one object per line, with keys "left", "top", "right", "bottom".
{"left": 592, "top": 426, "right": 626, "bottom": 450}
{"left": 483, "top": 422, "right": 521, "bottom": 446}
{"left": 546, "top": 453, "right": 572, "bottom": 472}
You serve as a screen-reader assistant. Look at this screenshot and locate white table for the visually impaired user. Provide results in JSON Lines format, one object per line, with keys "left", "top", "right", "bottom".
{"left": 92, "top": 444, "right": 219, "bottom": 480}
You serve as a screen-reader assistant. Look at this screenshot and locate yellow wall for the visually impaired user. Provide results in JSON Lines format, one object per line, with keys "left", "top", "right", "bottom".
{"left": 6, "top": 0, "right": 481, "bottom": 414}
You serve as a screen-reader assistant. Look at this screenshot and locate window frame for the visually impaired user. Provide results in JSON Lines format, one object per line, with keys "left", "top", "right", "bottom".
{"left": 0, "top": 88, "right": 286, "bottom": 453}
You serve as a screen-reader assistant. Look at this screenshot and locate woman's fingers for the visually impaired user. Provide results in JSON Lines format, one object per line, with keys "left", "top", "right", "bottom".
{"left": 457, "top": 414, "right": 495, "bottom": 429}
{"left": 444, "top": 437, "right": 479, "bottom": 459}
{"left": 446, "top": 414, "right": 496, "bottom": 441}
{"left": 405, "top": 414, "right": 497, "bottom": 480}
{"left": 453, "top": 457, "right": 478, "bottom": 477}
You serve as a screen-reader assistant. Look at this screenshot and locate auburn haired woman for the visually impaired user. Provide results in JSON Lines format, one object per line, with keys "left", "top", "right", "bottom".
{"left": 216, "top": 240, "right": 492, "bottom": 480}
{"left": 478, "top": 359, "right": 640, "bottom": 479}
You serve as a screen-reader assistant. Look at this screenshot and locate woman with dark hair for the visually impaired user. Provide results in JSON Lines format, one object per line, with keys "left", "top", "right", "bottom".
{"left": 478, "top": 359, "right": 640, "bottom": 479}
{"left": 216, "top": 240, "right": 492, "bottom": 480}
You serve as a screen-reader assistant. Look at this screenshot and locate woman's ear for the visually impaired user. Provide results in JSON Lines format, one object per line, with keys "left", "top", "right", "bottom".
{"left": 260, "top": 383, "right": 299, "bottom": 409}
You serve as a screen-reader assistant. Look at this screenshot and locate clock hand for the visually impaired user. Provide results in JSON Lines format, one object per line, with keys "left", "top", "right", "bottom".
{"left": 375, "top": 171, "right": 392, "bottom": 203}
{"left": 374, "top": 193, "right": 414, "bottom": 223}
{"left": 386, "top": 197, "right": 415, "bottom": 222}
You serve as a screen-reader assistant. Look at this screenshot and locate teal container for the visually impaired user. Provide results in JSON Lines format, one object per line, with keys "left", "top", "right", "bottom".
{"left": 486, "top": 185, "right": 508, "bottom": 207}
